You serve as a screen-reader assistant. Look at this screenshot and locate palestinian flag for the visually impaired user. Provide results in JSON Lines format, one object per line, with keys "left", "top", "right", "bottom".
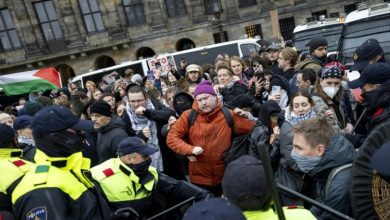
{"left": 0, "top": 67, "right": 62, "bottom": 96}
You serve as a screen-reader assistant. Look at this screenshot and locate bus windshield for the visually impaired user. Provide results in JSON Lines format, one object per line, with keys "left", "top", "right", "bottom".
{"left": 293, "top": 23, "right": 343, "bottom": 54}
{"left": 339, "top": 15, "right": 390, "bottom": 65}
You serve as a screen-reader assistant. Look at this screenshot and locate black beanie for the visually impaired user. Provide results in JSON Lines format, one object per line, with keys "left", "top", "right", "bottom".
{"left": 307, "top": 35, "right": 328, "bottom": 53}
{"left": 90, "top": 100, "right": 112, "bottom": 117}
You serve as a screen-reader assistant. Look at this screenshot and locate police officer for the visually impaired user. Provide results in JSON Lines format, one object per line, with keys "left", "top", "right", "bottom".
{"left": 0, "top": 124, "right": 34, "bottom": 219}
{"left": 11, "top": 105, "right": 110, "bottom": 220}
{"left": 91, "top": 136, "right": 211, "bottom": 218}
{"left": 222, "top": 155, "right": 317, "bottom": 220}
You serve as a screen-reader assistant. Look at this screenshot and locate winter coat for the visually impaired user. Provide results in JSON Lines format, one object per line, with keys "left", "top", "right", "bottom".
{"left": 295, "top": 56, "right": 323, "bottom": 75}
{"left": 312, "top": 94, "right": 343, "bottom": 131}
{"left": 220, "top": 81, "right": 249, "bottom": 108}
{"left": 277, "top": 119, "right": 306, "bottom": 206}
{"left": 309, "top": 135, "right": 356, "bottom": 220}
{"left": 166, "top": 100, "right": 255, "bottom": 186}
{"left": 96, "top": 117, "right": 128, "bottom": 163}
{"left": 282, "top": 68, "right": 296, "bottom": 81}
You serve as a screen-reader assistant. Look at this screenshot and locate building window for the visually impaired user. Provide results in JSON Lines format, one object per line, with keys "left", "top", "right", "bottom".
{"left": 213, "top": 31, "right": 228, "bottom": 43}
{"left": 34, "top": 1, "right": 63, "bottom": 41}
{"left": 312, "top": 10, "right": 327, "bottom": 21}
{"left": 239, "top": 0, "right": 257, "bottom": 8}
{"left": 0, "top": 8, "right": 21, "bottom": 50}
{"left": 245, "top": 24, "right": 263, "bottom": 39}
{"left": 344, "top": 3, "right": 357, "bottom": 14}
{"left": 306, "top": 17, "right": 315, "bottom": 22}
{"left": 123, "top": 0, "right": 146, "bottom": 25}
{"left": 279, "top": 17, "right": 295, "bottom": 40}
{"left": 204, "top": 0, "right": 222, "bottom": 15}
{"left": 79, "top": 0, "right": 104, "bottom": 33}
{"left": 165, "top": 0, "right": 186, "bottom": 18}
{"left": 329, "top": 12, "right": 340, "bottom": 18}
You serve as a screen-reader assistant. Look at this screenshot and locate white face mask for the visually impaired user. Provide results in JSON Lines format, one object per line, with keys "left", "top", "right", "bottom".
{"left": 17, "top": 136, "right": 35, "bottom": 146}
{"left": 322, "top": 86, "right": 339, "bottom": 99}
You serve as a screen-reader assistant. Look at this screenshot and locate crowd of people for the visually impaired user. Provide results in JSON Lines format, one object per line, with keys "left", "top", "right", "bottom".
{"left": 1, "top": 35, "right": 390, "bottom": 220}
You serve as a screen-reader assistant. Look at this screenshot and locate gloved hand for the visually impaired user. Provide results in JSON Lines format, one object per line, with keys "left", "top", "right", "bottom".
{"left": 111, "top": 207, "right": 140, "bottom": 220}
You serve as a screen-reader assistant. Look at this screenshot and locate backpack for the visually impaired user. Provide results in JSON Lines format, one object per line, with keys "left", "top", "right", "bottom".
{"left": 325, "top": 163, "right": 353, "bottom": 195}
{"left": 187, "top": 107, "right": 253, "bottom": 166}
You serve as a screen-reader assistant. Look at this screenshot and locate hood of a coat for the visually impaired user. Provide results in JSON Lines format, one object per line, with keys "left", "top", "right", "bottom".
{"left": 310, "top": 135, "right": 356, "bottom": 178}
{"left": 101, "top": 116, "right": 126, "bottom": 133}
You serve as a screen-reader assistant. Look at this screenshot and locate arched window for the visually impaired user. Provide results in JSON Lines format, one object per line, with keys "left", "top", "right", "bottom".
{"left": 176, "top": 38, "right": 195, "bottom": 51}
{"left": 94, "top": 55, "right": 116, "bottom": 70}
{"left": 136, "top": 47, "right": 156, "bottom": 60}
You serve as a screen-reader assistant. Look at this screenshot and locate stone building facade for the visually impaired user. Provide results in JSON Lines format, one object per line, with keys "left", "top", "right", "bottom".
{"left": 0, "top": 0, "right": 383, "bottom": 84}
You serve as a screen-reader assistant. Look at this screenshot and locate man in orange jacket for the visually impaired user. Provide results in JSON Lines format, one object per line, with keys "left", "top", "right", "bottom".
{"left": 167, "top": 80, "right": 254, "bottom": 196}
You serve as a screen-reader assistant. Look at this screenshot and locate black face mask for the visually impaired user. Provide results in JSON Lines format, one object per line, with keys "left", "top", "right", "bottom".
{"left": 362, "top": 89, "right": 380, "bottom": 113}
{"left": 128, "top": 158, "right": 152, "bottom": 178}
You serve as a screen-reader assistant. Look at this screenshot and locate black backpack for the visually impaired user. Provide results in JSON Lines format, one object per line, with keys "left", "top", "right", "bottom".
{"left": 187, "top": 107, "right": 253, "bottom": 166}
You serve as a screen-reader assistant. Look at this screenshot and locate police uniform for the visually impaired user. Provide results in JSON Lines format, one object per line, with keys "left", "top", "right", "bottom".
{"left": 11, "top": 149, "right": 110, "bottom": 220}
{"left": 244, "top": 206, "right": 317, "bottom": 220}
{"left": 91, "top": 158, "right": 158, "bottom": 214}
{"left": 92, "top": 136, "right": 211, "bottom": 218}
{"left": 0, "top": 149, "right": 34, "bottom": 212}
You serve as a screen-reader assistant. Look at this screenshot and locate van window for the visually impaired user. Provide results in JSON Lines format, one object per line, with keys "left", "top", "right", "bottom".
{"left": 240, "top": 43, "right": 259, "bottom": 57}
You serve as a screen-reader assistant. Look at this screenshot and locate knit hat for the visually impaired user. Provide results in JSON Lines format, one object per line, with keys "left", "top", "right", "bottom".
{"left": 0, "top": 124, "right": 15, "bottom": 148}
{"left": 13, "top": 115, "right": 33, "bottom": 130}
{"left": 24, "top": 101, "right": 44, "bottom": 116}
{"left": 321, "top": 65, "right": 343, "bottom": 80}
{"left": 194, "top": 80, "right": 216, "bottom": 97}
{"left": 307, "top": 35, "right": 328, "bottom": 53}
{"left": 222, "top": 155, "right": 271, "bottom": 209}
{"left": 36, "top": 96, "right": 53, "bottom": 106}
{"left": 90, "top": 100, "right": 112, "bottom": 117}
{"left": 131, "top": 74, "right": 143, "bottom": 84}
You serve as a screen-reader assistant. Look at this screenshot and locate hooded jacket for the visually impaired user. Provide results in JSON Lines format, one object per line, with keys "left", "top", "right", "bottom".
{"left": 96, "top": 117, "right": 128, "bottom": 163}
{"left": 309, "top": 135, "right": 356, "bottom": 220}
{"left": 167, "top": 99, "right": 254, "bottom": 186}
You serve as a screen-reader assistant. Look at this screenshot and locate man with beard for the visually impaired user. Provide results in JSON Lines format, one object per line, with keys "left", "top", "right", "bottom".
{"left": 348, "top": 63, "right": 390, "bottom": 131}
{"left": 295, "top": 35, "right": 328, "bottom": 74}
{"left": 90, "top": 100, "right": 128, "bottom": 163}
{"left": 167, "top": 80, "right": 254, "bottom": 196}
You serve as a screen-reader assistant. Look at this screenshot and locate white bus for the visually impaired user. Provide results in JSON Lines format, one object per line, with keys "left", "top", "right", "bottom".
{"left": 293, "top": 18, "right": 345, "bottom": 54}
{"left": 72, "top": 39, "right": 261, "bottom": 88}
{"left": 338, "top": 3, "right": 390, "bottom": 66}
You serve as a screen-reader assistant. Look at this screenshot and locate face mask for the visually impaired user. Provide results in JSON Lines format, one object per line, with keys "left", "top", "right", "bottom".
{"left": 362, "top": 89, "right": 380, "bottom": 112}
{"left": 322, "top": 86, "right": 339, "bottom": 99}
{"left": 291, "top": 150, "right": 322, "bottom": 173}
{"left": 129, "top": 158, "right": 152, "bottom": 178}
{"left": 17, "top": 136, "right": 35, "bottom": 146}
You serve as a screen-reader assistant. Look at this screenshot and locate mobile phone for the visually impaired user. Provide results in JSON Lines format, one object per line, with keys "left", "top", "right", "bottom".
{"left": 271, "top": 85, "right": 281, "bottom": 96}
{"left": 147, "top": 70, "right": 155, "bottom": 80}
{"left": 155, "top": 61, "right": 161, "bottom": 69}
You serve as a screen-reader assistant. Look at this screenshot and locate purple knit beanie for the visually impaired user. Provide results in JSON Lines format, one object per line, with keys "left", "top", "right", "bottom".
{"left": 194, "top": 80, "right": 217, "bottom": 97}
